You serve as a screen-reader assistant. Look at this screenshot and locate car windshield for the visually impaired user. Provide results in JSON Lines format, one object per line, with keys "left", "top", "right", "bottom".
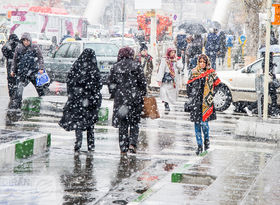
{"left": 85, "top": 43, "right": 119, "bottom": 57}
{"left": 110, "top": 38, "right": 136, "bottom": 47}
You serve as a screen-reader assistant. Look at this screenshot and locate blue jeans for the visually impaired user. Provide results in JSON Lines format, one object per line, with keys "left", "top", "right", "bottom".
{"left": 194, "top": 121, "right": 209, "bottom": 146}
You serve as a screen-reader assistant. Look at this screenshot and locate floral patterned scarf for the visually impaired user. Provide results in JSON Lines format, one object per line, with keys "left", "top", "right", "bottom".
{"left": 166, "top": 48, "right": 176, "bottom": 78}
{"left": 187, "top": 66, "right": 221, "bottom": 121}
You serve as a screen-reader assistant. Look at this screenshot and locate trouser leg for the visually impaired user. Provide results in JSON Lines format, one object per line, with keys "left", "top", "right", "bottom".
{"left": 13, "top": 80, "right": 24, "bottom": 109}
{"left": 201, "top": 121, "right": 210, "bottom": 150}
{"left": 7, "top": 76, "right": 16, "bottom": 98}
{"left": 129, "top": 123, "right": 139, "bottom": 148}
{"left": 75, "top": 129, "right": 83, "bottom": 151}
{"left": 87, "top": 127, "right": 95, "bottom": 151}
{"left": 201, "top": 121, "right": 209, "bottom": 141}
{"left": 269, "top": 83, "right": 278, "bottom": 109}
{"left": 211, "top": 55, "right": 217, "bottom": 70}
{"left": 119, "top": 120, "right": 129, "bottom": 152}
{"left": 194, "top": 122, "right": 203, "bottom": 146}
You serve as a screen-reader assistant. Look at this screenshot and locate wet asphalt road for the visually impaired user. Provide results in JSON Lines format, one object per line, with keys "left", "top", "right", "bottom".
{"left": 0, "top": 69, "right": 278, "bottom": 204}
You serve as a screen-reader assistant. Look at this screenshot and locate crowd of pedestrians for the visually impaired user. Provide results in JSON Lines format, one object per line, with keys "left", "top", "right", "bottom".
{"left": 0, "top": 28, "right": 225, "bottom": 156}
{"left": 1, "top": 26, "right": 278, "bottom": 156}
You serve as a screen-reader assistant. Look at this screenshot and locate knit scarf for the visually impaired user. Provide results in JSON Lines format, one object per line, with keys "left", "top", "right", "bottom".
{"left": 187, "top": 66, "right": 221, "bottom": 121}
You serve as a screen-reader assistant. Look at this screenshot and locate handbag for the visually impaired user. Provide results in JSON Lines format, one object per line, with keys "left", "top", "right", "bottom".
{"left": 36, "top": 70, "right": 50, "bottom": 87}
{"left": 142, "top": 96, "right": 160, "bottom": 119}
{"left": 162, "top": 72, "right": 174, "bottom": 83}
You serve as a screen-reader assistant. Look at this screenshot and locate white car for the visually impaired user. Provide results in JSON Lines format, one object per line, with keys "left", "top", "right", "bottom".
{"left": 29, "top": 32, "right": 52, "bottom": 52}
{"left": 214, "top": 54, "right": 280, "bottom": 112}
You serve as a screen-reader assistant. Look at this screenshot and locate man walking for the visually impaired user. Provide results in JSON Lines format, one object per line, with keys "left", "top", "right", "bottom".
{"left": 205, "top": 28, "right": 220, "bottom": 70}
{"left": 11, "top": 32, "right": 47, "bottom": 109}
{"left": 1, "top": 34, "right": 19, "bottom": 101}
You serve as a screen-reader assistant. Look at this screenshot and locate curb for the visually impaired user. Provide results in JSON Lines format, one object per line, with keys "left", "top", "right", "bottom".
{"left": 0, "top": 133, "right": 51, "bottom": 167}
{"left": 235, "top": 118, "right": 280, "bottom": 141}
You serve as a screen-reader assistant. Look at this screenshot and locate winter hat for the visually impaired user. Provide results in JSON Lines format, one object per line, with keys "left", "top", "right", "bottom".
{"left": 9, "top": 34, "right": 19, "bottom": 42}
{"left": 140, "top": 43, "right": 148, "bottom": 52}
{"left": 20, "top": 32, "right": 32, "bottom": 42}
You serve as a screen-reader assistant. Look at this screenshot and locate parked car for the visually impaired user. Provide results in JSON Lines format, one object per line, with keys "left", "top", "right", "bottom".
{"left": 214, "top": 54, "right": 280, "bottom": 112}
{"left": 44, "top": 41, "right": 119, "bottom": 84}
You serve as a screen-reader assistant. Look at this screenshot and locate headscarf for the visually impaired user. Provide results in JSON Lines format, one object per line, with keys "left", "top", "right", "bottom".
{"left": 117, "top": 46, "right": 135, "bottom": 62}
{"left": 165, "top": 48, "right": 176, "bottom": 78}
{"left": 68, "top": 48, "right": 99, "bottom": 85}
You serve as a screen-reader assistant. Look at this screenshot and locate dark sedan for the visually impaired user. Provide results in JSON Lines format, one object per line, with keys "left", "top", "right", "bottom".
{"left": 44, "top": 41, "right": 119, "bottom": 84}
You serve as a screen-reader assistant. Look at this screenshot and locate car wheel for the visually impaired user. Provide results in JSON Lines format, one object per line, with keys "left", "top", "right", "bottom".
{"left": 214, "top": 84, "right": 232, "bottom": 111}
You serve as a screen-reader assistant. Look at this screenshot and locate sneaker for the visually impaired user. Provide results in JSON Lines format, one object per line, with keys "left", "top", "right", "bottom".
{"left": 244, "top": 107, "right": 253, "bottom": 117}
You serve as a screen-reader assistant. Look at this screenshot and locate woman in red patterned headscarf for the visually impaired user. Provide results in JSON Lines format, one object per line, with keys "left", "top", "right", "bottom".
{"left": 187, "top": 54, "right": 221, "bottom": 155}
{"left": 156, "top": 48, "right": 183, "bottom": 111}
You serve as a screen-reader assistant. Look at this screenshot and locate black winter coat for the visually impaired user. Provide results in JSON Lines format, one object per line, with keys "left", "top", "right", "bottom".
{"left": 59, "top": 48, "right": 102, "bottom": 131}
{"left": 2, "top": 38, "right": 18, "bottom": 74}
{"left": 187, "top": 76, "right": 217, "bottom": 123}
{"left": 108, "top": 58, "right": 147, "bottom": 128}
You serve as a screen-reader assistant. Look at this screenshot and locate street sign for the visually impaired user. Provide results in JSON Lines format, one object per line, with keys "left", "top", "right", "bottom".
{"left": 239, "top": 34, "right": 247, "bottom": 45}
{"left": 226, "top": 35, "right": 233, "bottom": 48}
{"left": 272, "top": 4, "right": 280, "bottom": 25}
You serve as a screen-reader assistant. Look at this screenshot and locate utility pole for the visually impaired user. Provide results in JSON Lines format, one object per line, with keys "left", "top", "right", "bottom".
{"left": 263, "top": 0, "right": 272, "bottom": 120}
{"left": 121, "top": 0, "right": 125, "bottom": 47}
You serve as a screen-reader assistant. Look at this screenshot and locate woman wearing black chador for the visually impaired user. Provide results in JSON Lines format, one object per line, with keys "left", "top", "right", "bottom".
{"left": 59, "top": 48, "right": 102, "bottom": 152}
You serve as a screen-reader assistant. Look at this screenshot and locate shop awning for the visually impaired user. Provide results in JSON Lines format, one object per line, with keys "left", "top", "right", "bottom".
{"left": 29, "top": 6, "right": 68, "bottom": 15}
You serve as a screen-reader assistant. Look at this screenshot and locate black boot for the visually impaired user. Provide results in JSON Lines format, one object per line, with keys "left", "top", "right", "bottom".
{"left": 204, "top": 139, "right": 210, "bottom": 151}
{"left": 164, "top": 102, "right": 170, "bottom": 111}
{"left": 195, "top": 145, "right": 203, "bottom": 155}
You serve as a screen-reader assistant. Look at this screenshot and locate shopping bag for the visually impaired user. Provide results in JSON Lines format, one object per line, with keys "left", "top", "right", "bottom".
{"left": 142, "top": 96, "right": 160, "bottom": 119}
{"left": 36, "top": 70, "right": 50, "bottom": 87}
